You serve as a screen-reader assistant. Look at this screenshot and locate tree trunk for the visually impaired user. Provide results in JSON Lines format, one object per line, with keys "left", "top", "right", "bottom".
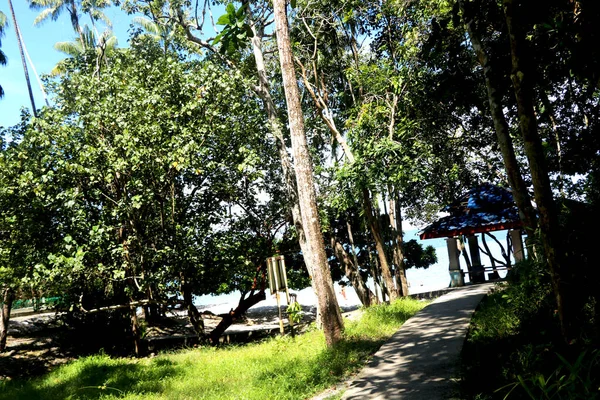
{"left": 209, "top": 290, "right": 266, "bottom": 344}
{"left": 182, "top": 281, "right": 205, "bottom": 338}
{"left": 389, "top": 194, "right": 409, "bottom": 297}
{"left": 273, "top": 0, "right": 344, "bottom": 346}
{"left": 457, "top": 236, "right": 473, "bottom": 272}
{"left": 346, "top": 222, "right": 361, "bottom": 272}
{"left": 246, "top": 7, "right": 322, "bottom": 328}
{"left": 330, "top": 236, "right": 372, "bottom": 306}
{"left": 363, "top": 188, "right": 398, "bottom": 301}
{"left": 346, "top": 221, "right": 377, "bottom": 305}
{"left": 459, "top": 0, "right": 537, "bottom": 237}
{"left": 367, "top": 244, "right": 381, "bottom": 304}
{"left": 0, "top": 288, "right": 14, "bottom": 352}
{"left": 7, "top": 0, "right": 37, "bottom": 117}
{"left": 502, "top": 0, "right": 572, "bottom": 341}
{"left": 129, "top": 303, "right": 143, "bottom": 357}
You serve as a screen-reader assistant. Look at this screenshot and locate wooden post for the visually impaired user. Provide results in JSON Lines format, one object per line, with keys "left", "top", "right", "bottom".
{"left": 510, "top": 229, "right": 525, "bottom": 262}
{"left": 276, "top": 291, "right": 284, "bottom": 335}
{"left": 446, "top": 238, "right": 464, "bottom": 287}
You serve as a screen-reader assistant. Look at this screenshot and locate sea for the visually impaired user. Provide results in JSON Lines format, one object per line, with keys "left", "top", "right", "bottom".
{"left": 194, "top": 229, "right": 517, "bottom": 312}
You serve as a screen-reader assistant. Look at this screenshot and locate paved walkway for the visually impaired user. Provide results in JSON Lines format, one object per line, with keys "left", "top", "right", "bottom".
{"left": 342, "top": 283, "right": 494, "bottom": 400}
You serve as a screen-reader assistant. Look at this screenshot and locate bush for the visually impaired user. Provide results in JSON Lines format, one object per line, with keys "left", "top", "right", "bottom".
{"left": 461, "top": 258, "right": 600, "bottom": 400}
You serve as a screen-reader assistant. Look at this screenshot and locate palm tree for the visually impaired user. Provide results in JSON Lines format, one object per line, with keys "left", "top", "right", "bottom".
{"left": 7, "top": 0, "right": 37, "bottom": 117}
{"left": 52, "top": 25, "right": 117, "bottom": 76}
{"left": 29, "top": 0, "right": 111, "bottom": 51}
{"left": 0, "top": 11, "right": 7, "bottom": 99}
{"left": 132, "top": 15, "right": 181, "bottom": 53}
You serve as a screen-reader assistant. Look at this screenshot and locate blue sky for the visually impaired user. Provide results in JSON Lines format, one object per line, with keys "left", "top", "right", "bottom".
{"left": 0, "top": 3, "right": 133, "bottom": 128}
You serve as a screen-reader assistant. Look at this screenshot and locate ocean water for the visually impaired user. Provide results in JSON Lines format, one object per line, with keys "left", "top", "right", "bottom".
{"left": 194, "top": 228, "right": 519, "bottom": 312}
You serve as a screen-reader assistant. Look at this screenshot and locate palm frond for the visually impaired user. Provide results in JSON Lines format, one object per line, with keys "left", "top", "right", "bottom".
{"left": 50, "top": 59, "right": 68, "bottom": 75}
{"left": 101, "top": 32, "right": 118, "bottom": 50}
{"left": 132, "top": 16, "right": 163, "bottom": 35}
{"left": 54, "top": 40, "right": 83, "bottom": 56}
{"left": 32, "top": 6, "right": 60, "bottom": 25}
{"left": 90, "top": 9, "right": 112, "bottom": 28}
{"left": 0, "top": 11, "right": 7, "bottom": 32}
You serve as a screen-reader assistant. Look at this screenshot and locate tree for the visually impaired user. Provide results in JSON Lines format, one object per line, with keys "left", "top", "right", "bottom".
{"left": 7, "top": 0, "right": 37, "bottom": 117}
{"left": 29, "top": 0, "right": 112, "bottom": 49}
{"left": 121, "top": 0, "right": 345, "bottom": 329}
{"left": 1, "top": 38, "right": 286, "bottom": 354}
{"left": 1, "top": 115, "right": 63, "bottom": 352}
{"left": 453, "top": 0, "right": 600, "bottom": 341}
{"left": 290, "top": 0, "right": 455, "bottom": 301}
{"left": 52, "top": 25, "right": 118, "bottom": 75}
{"left": 0, "top": 11, "right": 7, "bottom": 98}
{"left": 272, "top": 0, "right": 344, "bottom": 346}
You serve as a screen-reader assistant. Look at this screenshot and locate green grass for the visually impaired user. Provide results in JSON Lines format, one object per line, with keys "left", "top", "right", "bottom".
{"left": 0, "top": 298, "right": 427, "bottom": 400}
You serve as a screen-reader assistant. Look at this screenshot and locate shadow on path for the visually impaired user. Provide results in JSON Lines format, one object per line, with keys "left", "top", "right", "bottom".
{"left": 343, "top": 283, "right": 493, "bottom": 400}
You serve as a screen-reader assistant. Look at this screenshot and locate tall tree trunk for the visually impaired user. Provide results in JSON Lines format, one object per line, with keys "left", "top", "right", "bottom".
{"left": 363, "top": 189, "right": 398, "bottom": 301}
{"left": 246, "top": 7, "right": 322, "bottom": 327}
{"left": 346, "top": 221, "right": 361, "bottom": 272}
{"left": 0, "top": 288, "right": 14, "bottom": 352}
{"left": 330, "top": 236, "right": 372, "bottom": 306}
{"left": 502, "top": 0, "right": 572, "bottom": 341}
{"left": 7, "top": 0, "right": 37, "bottom": 117}
{"left": 368, "top": 243, "right": 384, "bottom": 303}
{"left": 272, "top": 0, "right": 343, "bottom": 346}
{"left": 389, "top": 194, "right": 409, "bottom": 297}
{"left": 459, "top": 0, "right": 537, "bottom": 237}
{"left": 66, "top": 0, "right": 86, "bottom": 49}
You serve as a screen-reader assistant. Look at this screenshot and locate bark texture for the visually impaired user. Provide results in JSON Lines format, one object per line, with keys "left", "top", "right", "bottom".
{"left": 246, "top": 8, "right": 322, "bottom": 325}
{"left": 330, "top": 236, "right": 372, "bottom": 306}
{"left": 0, "top": 288, "right": 14, "bottom": 352}
{"left": 209, "top": 290, "right": 266, "bottom": 344}
{"left": 363, "top": 189, "right": 398, "bottom": 301}
{"left": 503, "top": 0, "right": 572, "bottom": 340}
{"left": 459, "top": 0, "right": 537, "bottom": 237}
{"left": 273, "top": 0, "right": 343, "bottom": 345}
{"left": 389, "top": 195, "right": 409, "bottom": 297}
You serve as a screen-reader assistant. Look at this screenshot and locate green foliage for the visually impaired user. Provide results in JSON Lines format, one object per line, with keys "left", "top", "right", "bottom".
{"left": 0, "top": 36, "right": 285, "bottom": 347}
{"left": 462, "top": 259, "right": 600, "bottom": 400}
{"left": 0, "top": 298, "right": 427, "bottom": 399}
{"left": 403, "top": 240, "right": 437, "bottom": 269}
{"left": 213, "top": 3, "right": 253, "bottom": 55}
{"left": 498, "top": 350, "right": 600, "bottom": 400}
{"left": 286, "top": 301, "right": 303, "bottom": 324}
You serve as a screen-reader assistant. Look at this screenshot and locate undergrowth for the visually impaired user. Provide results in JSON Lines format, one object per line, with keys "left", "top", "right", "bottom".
{"left": 461, "top": 259, "right": 600, "bottom": 400}
{"left": 0, "top": 297, "right": 426, "bottom": 400}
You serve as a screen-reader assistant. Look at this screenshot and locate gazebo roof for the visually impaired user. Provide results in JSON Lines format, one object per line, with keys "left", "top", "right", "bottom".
{"left": 419, "top": 184, "right": 523, "bottom": 239}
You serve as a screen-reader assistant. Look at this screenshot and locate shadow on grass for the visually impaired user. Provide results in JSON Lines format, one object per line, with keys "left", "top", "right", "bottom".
{"left": 0, "top": 356, "right": 182, "bottom": 400}
{"left": 253, "top": 336, "right": 385, "bottom": 398}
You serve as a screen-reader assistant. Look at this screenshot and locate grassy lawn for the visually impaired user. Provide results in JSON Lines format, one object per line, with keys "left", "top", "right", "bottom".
{"left": 0, "top": 298, "right": 427, "bottom": 400}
